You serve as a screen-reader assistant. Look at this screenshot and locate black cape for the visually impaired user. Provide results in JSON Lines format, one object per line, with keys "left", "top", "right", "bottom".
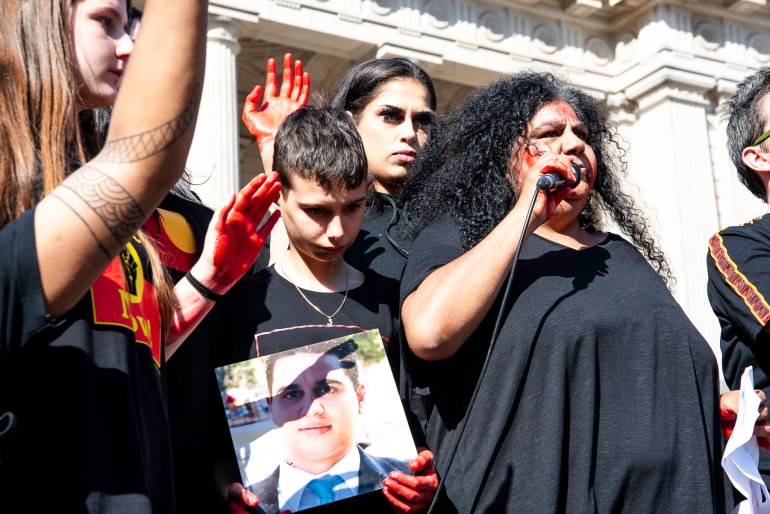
{"left": 401, "top": 218, "right": 728, "bottom": 513}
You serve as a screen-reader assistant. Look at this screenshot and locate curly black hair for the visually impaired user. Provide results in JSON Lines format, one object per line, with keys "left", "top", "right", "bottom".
{"left": 400, "top": 70, "right": 673, "bottom": 285}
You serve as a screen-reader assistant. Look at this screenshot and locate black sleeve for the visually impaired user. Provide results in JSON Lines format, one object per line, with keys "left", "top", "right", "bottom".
{"left": 707, "top": 229, "right": 770, "bottom": 393}
{"left": 213, "top": 274, "right": 268, "bottom": 366}
{"left": 399, "top": 218, "right": 465, "bottom": 309}
{"left": 0, "top": 209, "right": 49, "bottom": 363}
{"left": 398, "top": 218, "right": 466, "bottom": 449}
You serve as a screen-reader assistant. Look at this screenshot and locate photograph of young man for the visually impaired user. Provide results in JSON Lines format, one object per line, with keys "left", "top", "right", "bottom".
{"left": 249, "top": 339, "right": 411, "bottom": 513}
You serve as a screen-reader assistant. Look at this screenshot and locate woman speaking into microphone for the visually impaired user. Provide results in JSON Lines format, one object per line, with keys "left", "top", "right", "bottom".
{"left": 399, "top": 71, "right": 729, "bottom": 513}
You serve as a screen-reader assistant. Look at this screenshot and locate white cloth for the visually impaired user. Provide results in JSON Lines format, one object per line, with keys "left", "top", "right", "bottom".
{"left": 722, "top": 366, "right": 770, "bottom": 514}
{"left": 278, "top": 447, "right": 360, "bottom": 512}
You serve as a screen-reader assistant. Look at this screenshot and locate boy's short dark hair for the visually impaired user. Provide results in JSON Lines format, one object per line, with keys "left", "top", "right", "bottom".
{"left": 726, "top": 67, "right": 770, "bottom": 202}
{"left": 273, "top": 106, "right": 368, "bottom": 193}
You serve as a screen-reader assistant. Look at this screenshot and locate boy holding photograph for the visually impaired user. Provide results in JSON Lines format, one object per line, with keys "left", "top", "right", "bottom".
{"left": 220, "top": 106, "right": 436, "bottom": 513}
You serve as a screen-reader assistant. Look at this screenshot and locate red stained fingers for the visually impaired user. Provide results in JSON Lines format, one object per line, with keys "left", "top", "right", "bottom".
{"left": 410, "top": 450, "right": 435, "bottom": 472}
{"left": 233, "top": 173, "right": 269, "bottom": 213}
{"left": 213, "top": 193, "right": 236, "bottom": 235}
{"left": 227, "top": 482, "right": 259, "bottom": 514}
{"left": 382, "top": 474, "right": 435, "bottom": 513}
{"left": 243, "top": 84, "right": 263, "bottom": 125}
{"left": 291, "top": 60, "right": 303, "bottom": 101}
{"left": 242, "top": 172, "right": 281, "bottom": 221}
{"left": 256, "top": 210, "right": 282, "bottom": 242}
{"left": 264, "top": 57, "right": 279, "bottom": 101}
{"left": 381, "top": 450, "right": 438, "bottom": 514}
{"left": 279, "top": 53, "right": 293, "bottom": 98}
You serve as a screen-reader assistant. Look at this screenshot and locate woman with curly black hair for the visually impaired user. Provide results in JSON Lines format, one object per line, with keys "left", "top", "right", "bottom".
{"left": 399, "top": 71, "right": 728, "bottom": 512}
{"left": 401, "top": 72, "right": 669, "bottom": 281}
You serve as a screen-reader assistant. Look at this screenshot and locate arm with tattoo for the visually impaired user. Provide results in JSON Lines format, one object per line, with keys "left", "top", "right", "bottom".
{"left": 50, "top": 166, "right": 147, "bottom": 258}
{"left": 95, "top": 92, "right": 198, "bottom": 164}
{"left": 34, "top": 0, "right": 208, "bottom": 318}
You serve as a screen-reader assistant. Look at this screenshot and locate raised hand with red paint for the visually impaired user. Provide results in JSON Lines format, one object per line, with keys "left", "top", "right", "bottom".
{"left": 243, "top": 53, "right": 310, "bottom": 172}
{"left": 382, "top": 450, "right": 439, "bottom": 513}
{"left": 201, "top": 171, "right": 282, "bottom": 291}
{"left": 166, "top": 172, "right": 282, "bottom": 356}
{"left": 720, "top": 388, "right": 770, "bottom": 451}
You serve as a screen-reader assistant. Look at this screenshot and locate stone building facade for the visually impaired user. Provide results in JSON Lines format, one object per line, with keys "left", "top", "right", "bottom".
{"left": 188, "top": 0, "right": 770, "bottom": 373}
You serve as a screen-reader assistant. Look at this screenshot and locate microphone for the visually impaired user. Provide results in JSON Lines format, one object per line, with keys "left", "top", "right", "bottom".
{"left": 536, "top": 162, "right": 582, "bottom": 190}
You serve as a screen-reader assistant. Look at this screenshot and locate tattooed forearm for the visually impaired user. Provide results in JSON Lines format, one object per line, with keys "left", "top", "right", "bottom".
{"left": 94, "top": 83, "right": 200, "bottom": 163}
{"left": 41, "top": 86, "right": 201, "bottom": 258}
{"left": 57, "top": 166, "right": 146, "bottom": 250}
{"left": 49, "top": 192, "right": 113, "bottom": 258}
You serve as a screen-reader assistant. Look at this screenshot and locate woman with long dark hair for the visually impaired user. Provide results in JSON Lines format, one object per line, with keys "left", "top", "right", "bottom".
{"left": 399, "top": 71, "right": 728, "bottom": 512}
{"left": 330, "top": 57, "right": 436, "bottom": 279}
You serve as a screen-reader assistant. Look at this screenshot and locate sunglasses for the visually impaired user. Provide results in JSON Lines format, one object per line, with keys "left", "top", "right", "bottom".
{"left": 754, "top": 128, "right": 770, "bottom": 146}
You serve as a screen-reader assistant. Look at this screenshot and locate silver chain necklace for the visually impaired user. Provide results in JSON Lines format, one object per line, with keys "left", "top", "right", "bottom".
{"left": 279, "top": 260, "right": 349, "bottom": 326}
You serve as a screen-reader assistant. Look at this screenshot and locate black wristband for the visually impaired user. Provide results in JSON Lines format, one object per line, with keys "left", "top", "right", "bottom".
{"left": 185, "top": 271, "right": 223, "bottom": 302}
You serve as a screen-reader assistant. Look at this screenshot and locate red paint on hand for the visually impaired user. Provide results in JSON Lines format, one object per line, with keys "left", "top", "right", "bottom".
{"left": 720, "top": 389, "right": 770, "bottom": 451}
{"left": 382, "top": 450, "right": 438, "bottom": 513}
{"left": 242, "top": 53, "right": 310, "bottom": 151}
{"left": 204, "top": 172, "right": 282, "bottom": 293}
{"left": 228, "top": 482, "right": 259, "bottom": 514}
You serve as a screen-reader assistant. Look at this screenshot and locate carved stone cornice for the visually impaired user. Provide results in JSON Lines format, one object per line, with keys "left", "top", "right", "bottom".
{"left": 624, "top": 67, "right": 714, "bottom": 113}
{"left": 213, "top": 0, "right": 770, "bottom": 95}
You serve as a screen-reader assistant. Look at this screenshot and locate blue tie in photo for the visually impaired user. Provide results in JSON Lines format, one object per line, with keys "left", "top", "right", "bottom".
{"left": 304, "top": 474, "right": 345, "bottom": 506}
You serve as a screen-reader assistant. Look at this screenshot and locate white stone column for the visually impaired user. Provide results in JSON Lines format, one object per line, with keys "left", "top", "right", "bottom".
{"left": 625, "top": 78, "right": 723, "bottom": 362}
{"left": 188, "top": 15, "right": 241, "bottom": 209}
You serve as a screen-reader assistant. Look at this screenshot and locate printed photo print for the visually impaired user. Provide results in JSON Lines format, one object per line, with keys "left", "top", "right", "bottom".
{"left": 215, "top": 329, "right": 417, "bottom": 513}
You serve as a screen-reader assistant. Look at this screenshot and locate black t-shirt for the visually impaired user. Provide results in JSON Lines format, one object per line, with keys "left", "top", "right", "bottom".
{"left": 401, "top": 217, "right": 727, "bottom": 513}
{"left": 345, "top": 192, "right": 412, "bottom": 281}
{"left": 148, "top": 193, "right": 273, "bottom": 514}
{"left": 145, "top": 197, "right": 240, "bottom": 514}
{"left": 222, "top": 265, "right": 400, "bottom": 372}
{"left": 707, "top": 213, "right": 770, "bottom": 482}
{"left": 0, "top": 209, "right": 174, "bottom": 513}
{"left": 214, "top": 266, "right": 403, "bottom": 514}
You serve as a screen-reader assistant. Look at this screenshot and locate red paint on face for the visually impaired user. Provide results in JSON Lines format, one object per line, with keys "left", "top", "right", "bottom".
{"left": 520, "top": 102, "right": 598, "bottom": 218}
